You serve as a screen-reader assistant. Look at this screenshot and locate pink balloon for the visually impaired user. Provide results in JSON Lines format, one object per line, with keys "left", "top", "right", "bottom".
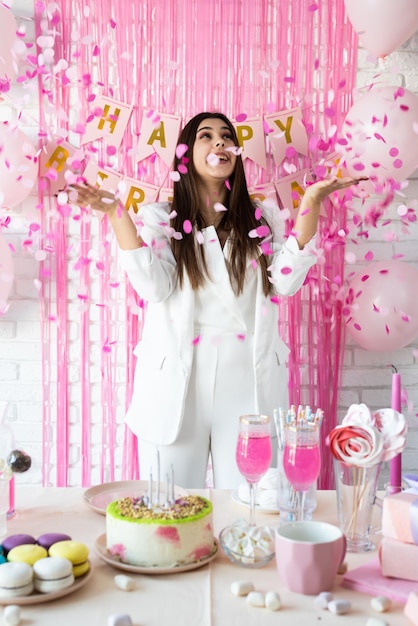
{"left": 0, "top": 6, "right": 18, "bottom": 81}
{"left": 0, "top": 124, "right": 38, "bottom": 208}
{"left": 338, "top": 86, "right": 418, "bottom": 185}
{"left": 344, "top": 260, "right": 418, "bottom": 352}
{"left": 0, "top": 234, "right": 14, "bottom": 314}
{"left": 344, "top": 0, "right": 418, "bottom": 58}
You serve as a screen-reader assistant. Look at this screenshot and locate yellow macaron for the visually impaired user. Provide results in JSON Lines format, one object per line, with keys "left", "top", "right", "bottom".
{"left": 48, "top": 540, "right": 89, "bottom": 577}
{"left": 7, "top": 544, "right": 48, "bottom": 566}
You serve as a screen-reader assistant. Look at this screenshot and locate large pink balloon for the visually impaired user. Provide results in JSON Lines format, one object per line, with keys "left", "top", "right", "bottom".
{"left": 344, "top": 0, "right": 418, "bottom": 58}
{"left": 0, "top": 234, "right": 14, "bottom": 315}
{"left": 0, "top": 124, "right": 38, "bottom": 208}
{"left": 0, "top": 6, "right": 18, "bottom": 80}
{"left": 345, "top": 260, "right": 418, "bottom": 352}
{"left": 338, "top": 86, "right": 418, "bottom": 185}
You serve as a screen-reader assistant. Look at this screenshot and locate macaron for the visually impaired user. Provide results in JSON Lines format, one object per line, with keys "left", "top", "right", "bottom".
{"left": 2, "top": 534, "right": 36, "bottom": 556}
{"left": 37, "top": 532, "right": 72, "bottom": 551}
{"left": 0, "top": 561, "right": 34, "bottom": 598}
{"left": 33, "top": 556, "right": 75, "bottom": 593}
{"left": 7, "top": 544, "right": 48, "bottom": 566}
{"left": 49, "top": 540, "right": 89, "bottom": 577}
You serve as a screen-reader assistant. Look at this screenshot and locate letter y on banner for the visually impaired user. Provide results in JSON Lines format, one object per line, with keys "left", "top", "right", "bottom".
{"left": 265, "top": 108, "right": 309, "bottom": 167}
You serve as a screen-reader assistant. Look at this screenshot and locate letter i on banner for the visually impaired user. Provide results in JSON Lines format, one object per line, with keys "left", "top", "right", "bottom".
{"left": 81, "top": 95, "right": 133, "bottom": 150}
{"left": 81, "top": 161, "right": 123, "bottom": 221}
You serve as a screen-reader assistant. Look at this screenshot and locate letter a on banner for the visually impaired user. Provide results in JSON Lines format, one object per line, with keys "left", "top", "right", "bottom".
{"left": 136, "top": 112, "right": 181, "bottom": 167}
{"left": 81, "top": 96, "right": 133, "bottom": 150}
{"left": 233, "top": 117, "right": 267, "bottom": 170}
{"left": 264, "top": 108, "right": 309, "bottom": 167}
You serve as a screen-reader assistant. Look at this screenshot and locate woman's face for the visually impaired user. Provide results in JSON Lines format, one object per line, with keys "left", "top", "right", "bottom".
{"left": 192, "top": 118, "right": 238, "bottom": 185}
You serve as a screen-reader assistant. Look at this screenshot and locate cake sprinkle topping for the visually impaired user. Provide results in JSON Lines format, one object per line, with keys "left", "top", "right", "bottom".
{"left": 116, "top": 495, "right": 209, "bottom": 520}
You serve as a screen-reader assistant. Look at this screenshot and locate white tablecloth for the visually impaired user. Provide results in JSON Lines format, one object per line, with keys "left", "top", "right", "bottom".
{"left": 1, "top": 487, "right": 410, "bottom": 625}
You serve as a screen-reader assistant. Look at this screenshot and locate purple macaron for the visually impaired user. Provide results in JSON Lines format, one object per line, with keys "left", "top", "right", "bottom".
{"left": 2, "top": 534, "right": 37, "bottom": 556}
{"left": 37, "top": 533, "right": 72, "bottom": 551}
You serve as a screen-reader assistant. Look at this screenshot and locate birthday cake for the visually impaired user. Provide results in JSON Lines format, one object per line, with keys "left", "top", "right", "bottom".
{"left": 106, "top": 495, "right": 214, "bottom": 567}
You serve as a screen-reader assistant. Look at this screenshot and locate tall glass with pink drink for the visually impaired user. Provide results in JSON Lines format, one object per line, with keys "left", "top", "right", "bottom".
{"left": 236, "top": 414, "right": 272, "bottom": 527}
{"left": 283, "top": 423, "right": 321, "bottom": 521}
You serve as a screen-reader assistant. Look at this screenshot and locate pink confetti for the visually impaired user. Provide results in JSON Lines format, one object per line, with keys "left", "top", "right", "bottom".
{"left": 280, "top": 266, "right": 292, "bottom": 275}
{"left": 183, "top": 219, "right": 192, "bottom": 234}
{"left": 176, "top": 143, "right": 188, "bottom": 159}
{"left": 236, "top": 113, "right": 247, "bottom": 122}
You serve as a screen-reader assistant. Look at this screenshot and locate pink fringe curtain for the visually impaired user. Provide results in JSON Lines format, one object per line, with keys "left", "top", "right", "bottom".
{"left": 35, "top": 0, "right": 357, "bottom": 487}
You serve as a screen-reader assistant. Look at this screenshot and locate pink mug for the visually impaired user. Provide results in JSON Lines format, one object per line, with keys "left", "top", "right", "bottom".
{"left": 275, "top": 521, "right": 346, "bottom": 595}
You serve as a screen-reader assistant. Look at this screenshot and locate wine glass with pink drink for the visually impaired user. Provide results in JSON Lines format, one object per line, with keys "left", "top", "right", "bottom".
{"left": 236, "top": 414, "right": 272, "bottom": 527}
{"left": 283, "top": 422, "right": 321, "bottom": 522}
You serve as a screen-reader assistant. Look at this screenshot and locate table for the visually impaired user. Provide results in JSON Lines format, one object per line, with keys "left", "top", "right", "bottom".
{"left": 1, "top": 487, "right": 410, "bottom": 625}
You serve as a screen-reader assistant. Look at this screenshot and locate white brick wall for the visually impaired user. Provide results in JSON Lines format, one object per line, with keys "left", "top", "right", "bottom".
{"left": 0, "top": 22, "right": 417, "bottom": 487}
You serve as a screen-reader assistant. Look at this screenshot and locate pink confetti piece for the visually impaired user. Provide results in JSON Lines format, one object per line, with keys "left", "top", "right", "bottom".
{"left": 176, "top": 143, "right": 188, "bottom": 159}
{"left": 178, "top": 164, "right": 188, "bottom": 174}
{"left": 214, "top": 202, "right": 227, "bottom": 212}
{"left": 280, "top": 266, "right": 292, "bottom": 275}
{"left": 183, "top": 219, "right": 192, "bottom": 234}
{"left": 236, "top": 113, "right": 247, "bottom": 122}
{"left": 192, "top": 335, "right": 201, "bottom": 346}
{"left": 169, "top": 171, "right": 180, "bottom": 182}
{"left": 206, "top": 153, "right": 219, "bottom": 166}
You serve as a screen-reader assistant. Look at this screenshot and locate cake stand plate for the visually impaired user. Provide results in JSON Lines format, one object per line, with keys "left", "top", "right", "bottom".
{"left": 95, "top": 534, "right": 219, "bottom": 575}
{"left": 83, "top": 480, "right": 188, "bottom": 515}
{"left": 0, "top": 563, "right": 93, "bottom": 606}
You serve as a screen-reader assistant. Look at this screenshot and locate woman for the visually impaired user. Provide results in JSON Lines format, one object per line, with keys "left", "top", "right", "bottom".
{"left": 74, "top": 112, "right": 362, "bottom": 488}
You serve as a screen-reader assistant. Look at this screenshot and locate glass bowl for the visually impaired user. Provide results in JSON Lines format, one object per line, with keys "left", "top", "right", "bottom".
{"left": 219, "top": 525, "right": 275, "bottom": 568}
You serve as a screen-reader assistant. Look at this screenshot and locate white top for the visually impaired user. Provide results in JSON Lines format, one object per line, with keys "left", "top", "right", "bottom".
{"left": 194, "top": 225, "right": 256, "bottom": 335}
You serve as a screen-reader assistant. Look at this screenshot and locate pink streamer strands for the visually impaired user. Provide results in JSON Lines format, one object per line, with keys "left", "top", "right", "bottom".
{"left": 33, "top": 0, "right": 357, "bottom": 487}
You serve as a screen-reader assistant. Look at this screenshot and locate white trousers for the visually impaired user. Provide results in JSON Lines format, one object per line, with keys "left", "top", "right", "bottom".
{"left": 137, "top": 332, "right": 270, "bottom": 489}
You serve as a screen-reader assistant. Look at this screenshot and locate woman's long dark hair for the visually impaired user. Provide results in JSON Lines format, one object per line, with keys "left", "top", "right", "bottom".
{"left": 171, "top": 112, "right": 272, "bottom": 296}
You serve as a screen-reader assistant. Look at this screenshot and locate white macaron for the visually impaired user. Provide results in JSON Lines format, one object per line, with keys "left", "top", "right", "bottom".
{"left": 0, "top": 561, "right": 34, "bottom": 598}
{"left": 33, "top": 556, "right": 75, "bottom": 593}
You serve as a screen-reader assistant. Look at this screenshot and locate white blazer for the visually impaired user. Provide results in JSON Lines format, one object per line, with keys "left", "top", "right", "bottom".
{"left": 119, "top": 202, "right": 316, "bottom": 445}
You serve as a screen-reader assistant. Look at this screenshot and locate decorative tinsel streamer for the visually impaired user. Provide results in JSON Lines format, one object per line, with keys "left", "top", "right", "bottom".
{"left": 37, "top": 0, "right": 357, "bottom": 486}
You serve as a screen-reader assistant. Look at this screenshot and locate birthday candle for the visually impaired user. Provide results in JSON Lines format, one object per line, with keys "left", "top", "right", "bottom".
{"left": 156, "top": 449, "right": 160, "bottom": 506}
{"left": 148, "top": 470, "right": 153, "bottom": 509}
{"left": 171, "top": 464, "right": 175, "bottom": 503}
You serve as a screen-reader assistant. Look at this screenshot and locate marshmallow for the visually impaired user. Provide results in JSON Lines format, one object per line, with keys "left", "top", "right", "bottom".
{"left": 221, "top": 521, "right": 274, "bottom": 564}
{"left": 370, "top": 596, "right": 391, "bottom": 613}
{"left": 246, "top": 591, "right": 265, "bottom": 607}
{"left": 107, "top": 614, "right": 133, "bottom": 626}
{"left": 365, "top": 619, "right": 388, "bottom": 626}
{"left": 314, "top": 591, "right": 333, "bottom": 609}
{"left": 3, "top": 605, "right": 21, "bottom": 626}
{"left": 328, "top": 599, "right": 351, "bottom": 615}
{"left": 265, "top": 591, "right": 281, "bottom": 611}
{"left": 114, "top": 575, "right": 135, "bottom": 591}
{"left": 230, "top": 581, "right": 254, "bottom": 597}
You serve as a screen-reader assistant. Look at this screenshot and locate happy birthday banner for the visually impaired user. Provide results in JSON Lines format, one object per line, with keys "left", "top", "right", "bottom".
{"left": 40, "top": 98, "right": 314, "bottom": 215}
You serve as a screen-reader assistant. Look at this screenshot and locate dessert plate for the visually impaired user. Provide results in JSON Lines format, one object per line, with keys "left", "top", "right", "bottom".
{"left": 95, "top": 533, "right": 219, "bottom": 575}
{"left": 231, "top": 490, "right": 279, "bottom": 514}
{"left": 0, "top": 563, "right": 93, "bottom": 606}
{"left": 83, "top": 480, "right": 188, "bottom": 515}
